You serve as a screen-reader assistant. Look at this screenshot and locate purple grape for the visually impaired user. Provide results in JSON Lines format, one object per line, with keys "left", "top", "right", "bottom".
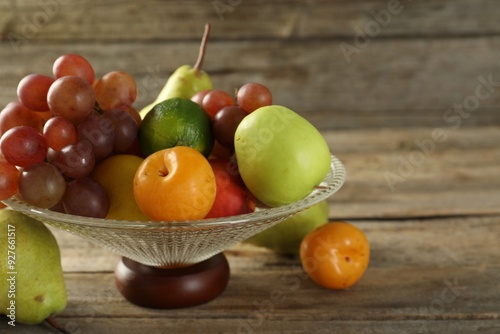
{"left": 18, "top": 162, "right": 66, "bottom": 208}
{"left": 104, "top": 109, "right": 138, "bottom": 152}
{"left": 53, "top": 140, "right": 95, "bottom": 179}
{"left": 77, "top": 114, "right": 115, "bottom": 159}
{"left": 63, "top": 177, "right": 110, "bottom": 218}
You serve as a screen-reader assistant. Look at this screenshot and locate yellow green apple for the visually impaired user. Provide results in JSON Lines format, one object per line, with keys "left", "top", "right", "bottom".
{"left": 234, "top": 105, "right": 331, "bottom": 206}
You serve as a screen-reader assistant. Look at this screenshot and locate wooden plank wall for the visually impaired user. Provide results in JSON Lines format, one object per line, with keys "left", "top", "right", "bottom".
{"left": 1, "top": 3, "right": 499, "bottom": 332}
{"left": 1, "top": 0, "right": 500, "bottom": 129}
{"left": 0, "top": 1, "right": 499, "bottom": 221}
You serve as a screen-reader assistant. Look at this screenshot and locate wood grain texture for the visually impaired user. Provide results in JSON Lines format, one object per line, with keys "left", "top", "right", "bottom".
{"left": 2, "top": 0, "right": 500, "bottom": 41}
{"left": 0, "top": 2, "right": 499, "bottom": 332}
{"left": 50, "top": 215, "right": 500, "bottom": 272}
{"left": 1, "top": 38, "right": 500, "bottom": 127}
{"left": 327, "top": 126, "right": 500, "bottom": 218}
{"left": 2, "top": 215, "right": 499, "bottom": 333}
{"left": 2, "top": 1, "right": 500, "bottom": 126}
{"left": 3, "top": 125, "right": 497, "bottom": 333}
{"left": 4, "top": 318, "right": 500, "bottom": 334}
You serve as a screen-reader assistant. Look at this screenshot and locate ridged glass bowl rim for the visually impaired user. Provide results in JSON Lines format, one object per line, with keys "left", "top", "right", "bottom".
{"left": 3, "top": 154, "right": 345, "bottom": 230}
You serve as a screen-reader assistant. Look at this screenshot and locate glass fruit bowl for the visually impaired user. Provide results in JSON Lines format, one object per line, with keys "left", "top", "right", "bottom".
{"left": 4, "top": 154, "right": 345, "bottom": 267}
{"left": 3, "top": 154, "right": 346, "bottom": 309}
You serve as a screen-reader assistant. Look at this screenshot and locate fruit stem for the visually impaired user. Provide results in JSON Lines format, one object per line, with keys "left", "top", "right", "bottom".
{"left": 193, "top": 23, "right": 211, "bottom": 73}
{"left": 46, "top": 316, "right": 71, "bottom": 334}
{"left": 94, "top": 101, "right": 105, "bottom": 115}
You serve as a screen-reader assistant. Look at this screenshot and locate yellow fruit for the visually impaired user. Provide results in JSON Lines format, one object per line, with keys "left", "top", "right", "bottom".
{"left": 91, "top": 154, "right": 149, "bottom": 221}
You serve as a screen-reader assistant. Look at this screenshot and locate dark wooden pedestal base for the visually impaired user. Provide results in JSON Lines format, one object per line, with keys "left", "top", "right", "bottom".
{"left": 114, "top": 253, "right": 230, "bottom": 309}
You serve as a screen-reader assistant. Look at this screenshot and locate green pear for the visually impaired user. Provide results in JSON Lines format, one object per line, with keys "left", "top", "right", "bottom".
{"left": 139, "top": 24, "right": 213, "bottom": 119}
{"left": 244, "top": 200, "right": 329, "bottom": 255}
{"left": 0, "top": 210, "right": 67, "bottom": 325}
{"left": 234, "top": 105, "right": 331, "bottom": 207}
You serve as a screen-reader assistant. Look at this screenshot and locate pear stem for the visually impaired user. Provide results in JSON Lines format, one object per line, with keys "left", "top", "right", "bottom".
{"left": 46, "top": 316, "right": 71, "bottom": 334}
{"left": 193, "top": 23, "right": 211, "bottom": 73}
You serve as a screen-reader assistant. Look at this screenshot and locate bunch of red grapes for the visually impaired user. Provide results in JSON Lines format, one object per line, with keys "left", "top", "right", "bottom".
{"left": 0, "top": 52, "right": 274, "bottom": 220}
{"left": 0, "top": 54, "right": 139, "bottom": 218}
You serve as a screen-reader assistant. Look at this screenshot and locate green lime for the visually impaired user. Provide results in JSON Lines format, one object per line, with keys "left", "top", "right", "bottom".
{"left": 139, "top": 98, "right": 214, "bottom": 157}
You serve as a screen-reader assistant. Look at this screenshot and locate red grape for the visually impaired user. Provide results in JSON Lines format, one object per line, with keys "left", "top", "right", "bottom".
{"left": 0, "top": 160, "right": 20, "bottom": 200}
{"left": 18, "top": 162, "right": 66, "bottom": 208}
{"left": 213, "top": 106, "right": 247, "bottom": 150}
{"left": 53, "top": 140, "right": 95, "bottom": 179}
{"left": 210, "top": 139, "right": 234, "bottom": 159}
{"left": 38, "top": 110, "right": 53, "bottom": 124}
{"left": 202, "top": 89, "right": 235, "bottom": 119}
{"left": 47, "top": 76, "right": 96, "bottom": 124}
{"left": 104, "top": 109, "right": 138, "bottom": 152}
{"left": 43, "top": 116, "right": 77, "bottom": 151}
{"left": 236, "top": 83, "right": 272, "bottom": 113}
{"left": 106, "top": 105, "right": 141, "bottom": 126}
{"left": 94, "top": 71, "right": 137, "bottom": 110}
{"left": 0, "top": 101, "right": 44, "bottom": 136}
{"left": 122, "top": 105, "right": 142, "bottom": 126}
{"left": 49, "top": 200, "right": 65, "bottom": 213}
{"left": 191, "top": 89, "right": 211, "bottom": 106}
{"left": 63, "top": 177, "right": 110, "bottom": 218}
{"left": 53, "top": 54, "right": 95, "bottom": 85}
{"left": 77, "top": 115, "right": 115, "bottom": 159}
{"left": 46, "top": 147, "right": 58, "bottom": 163}
{"left": 0, "top": 126, "right": 48, "bottom": 167}
{"left": 17, "top": 73, "right": 54, "bottom": 111}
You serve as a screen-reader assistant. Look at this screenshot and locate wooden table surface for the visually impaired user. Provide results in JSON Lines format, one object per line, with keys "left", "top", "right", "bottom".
{"left": 1, "top": 127, "right": 499, "bottom": 334}
{"left": 1, "top": 1, "right": 500, "bottom": 333}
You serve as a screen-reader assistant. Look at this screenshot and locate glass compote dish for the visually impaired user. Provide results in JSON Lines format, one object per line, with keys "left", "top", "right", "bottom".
{"left": 3, "top": 154, "right": 345, "bottom": 309}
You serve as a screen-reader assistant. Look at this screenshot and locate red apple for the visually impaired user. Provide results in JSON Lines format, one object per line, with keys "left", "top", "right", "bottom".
{"left": 209, "top": 139, "right": 233, "bottom": 159}
{"left": 205, "top": 158, "right": 256, "bottom": 218}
